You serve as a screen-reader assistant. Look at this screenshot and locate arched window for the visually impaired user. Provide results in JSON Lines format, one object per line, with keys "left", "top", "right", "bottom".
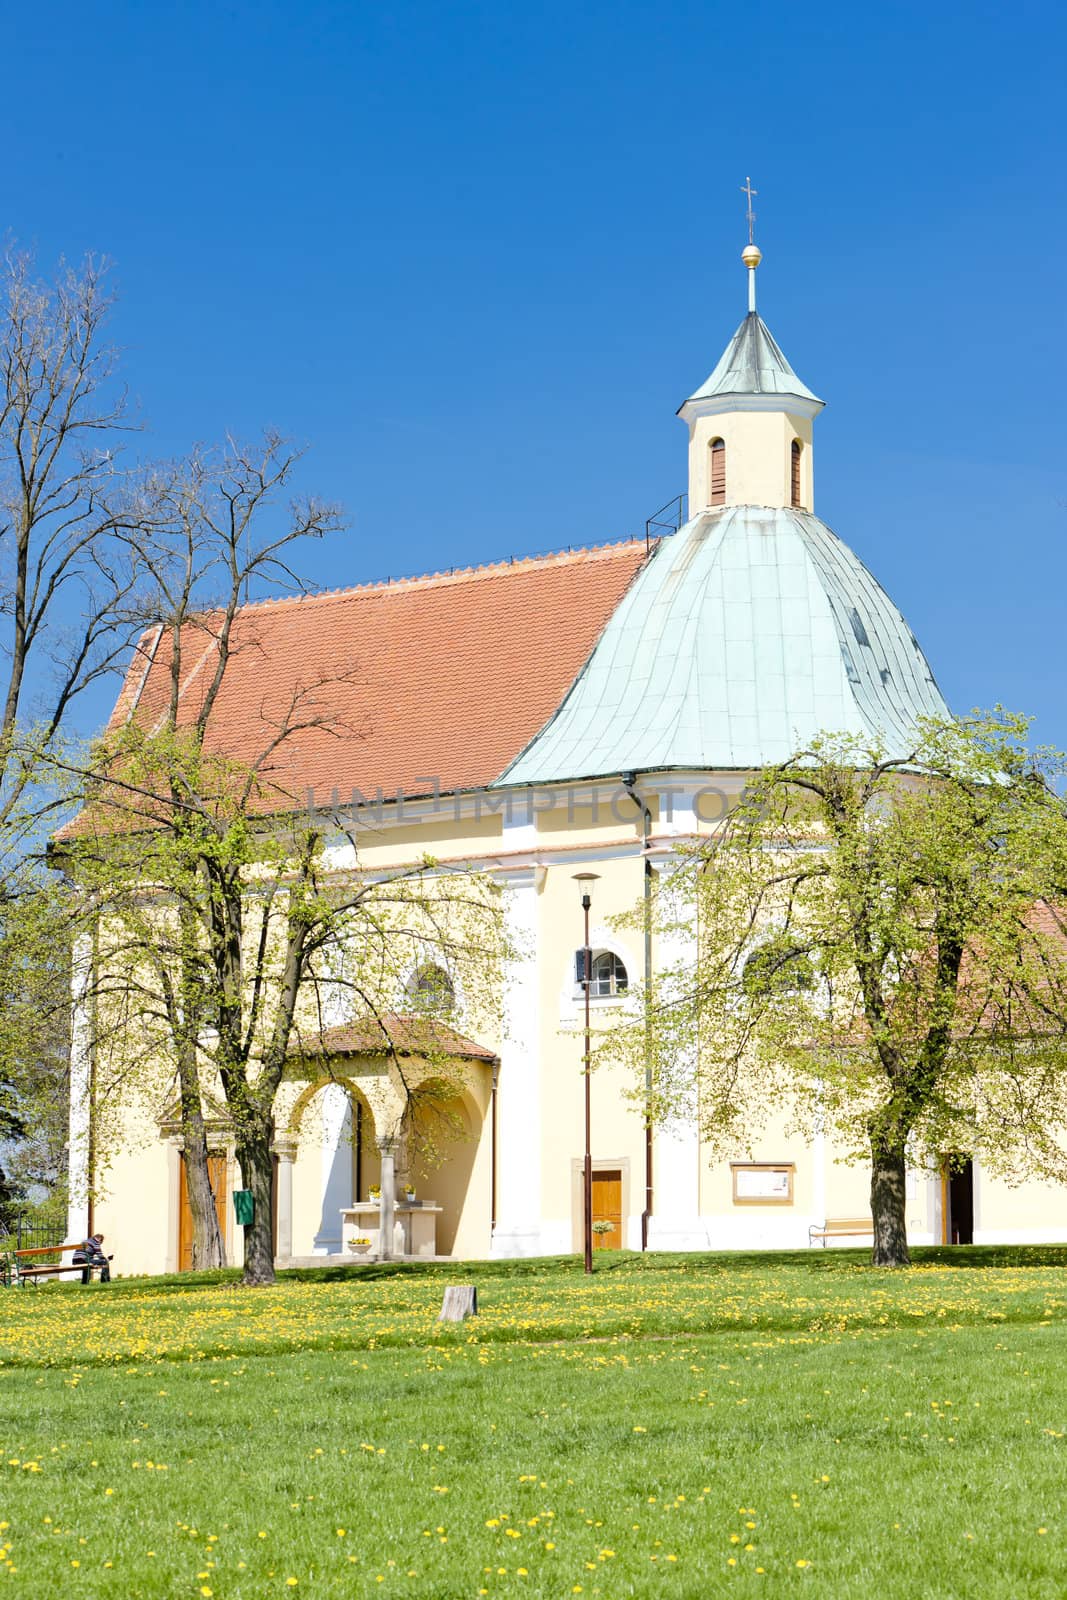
{"left": 406, "top": 963, "right": 456, "bottom": 1016}
{"left": 575, "top": 949, "right": 629, "bottom": 998}
{"left": 709, "top": 438, "right": 726, "bottom": 506}
{"left": 790, "top": 439, "right": 803, "bottom": 509}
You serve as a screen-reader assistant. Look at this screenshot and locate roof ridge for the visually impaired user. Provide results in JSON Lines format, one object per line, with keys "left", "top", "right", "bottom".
{"left": 231, "top": 536, "right": 649, "bottom": 615}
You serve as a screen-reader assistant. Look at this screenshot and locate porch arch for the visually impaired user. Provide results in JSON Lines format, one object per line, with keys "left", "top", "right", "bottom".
{"left": 274, "top": 1027, "right": 498, "bottom": 1261}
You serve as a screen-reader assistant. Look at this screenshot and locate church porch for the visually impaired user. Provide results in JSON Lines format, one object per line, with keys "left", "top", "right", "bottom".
{"left": 273, "top": 1019, "right": 498, "bottom": 1265}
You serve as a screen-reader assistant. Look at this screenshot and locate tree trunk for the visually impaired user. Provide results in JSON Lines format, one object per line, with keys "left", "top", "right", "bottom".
{"left": 869, "top": 1133, "right": 910, "bottom": 1267}
{"left": 181, "top": 1127, "right": 225, "bottom": 1272}
{"left": 237, "top": 1121, "right": 276, "bottom": 1286}
{"left": 173, "top": 914, "right": 225, "bottom": 1270}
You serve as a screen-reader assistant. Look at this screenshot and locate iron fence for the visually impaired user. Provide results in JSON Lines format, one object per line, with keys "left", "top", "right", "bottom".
{"left": 0, "top": 1218, "right": 68, "bottom": 1253}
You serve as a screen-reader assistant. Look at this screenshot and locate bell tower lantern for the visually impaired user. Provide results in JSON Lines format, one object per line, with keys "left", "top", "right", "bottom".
{"left": 678, "top": 224, "right": 824, "bottom": 513}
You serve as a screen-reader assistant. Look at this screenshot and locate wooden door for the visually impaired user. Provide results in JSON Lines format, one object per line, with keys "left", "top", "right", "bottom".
{"left": 178, "top": 1153, "right": 228, "bottom": 1271}
{"left": 592, "top": 1169, "right": 622, "bottom": 1250}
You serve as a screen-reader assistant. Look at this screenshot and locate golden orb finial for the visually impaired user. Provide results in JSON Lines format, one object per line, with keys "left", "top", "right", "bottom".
{"left": 742, "top": 243, "right": 762, "bottom": 270}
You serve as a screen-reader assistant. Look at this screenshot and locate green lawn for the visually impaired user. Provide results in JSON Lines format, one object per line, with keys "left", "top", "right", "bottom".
{"left": 1, "top": 1249, "right": 1065, "bottom": 1597}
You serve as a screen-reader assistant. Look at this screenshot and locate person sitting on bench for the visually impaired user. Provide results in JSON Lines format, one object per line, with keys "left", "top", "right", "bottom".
{"left": 72, "top": 1233, "right": 112, "bottom": 1284}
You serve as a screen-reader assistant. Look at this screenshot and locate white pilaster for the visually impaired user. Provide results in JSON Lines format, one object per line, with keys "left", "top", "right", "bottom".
{"left": 646, "top": 847, "right": 707, "bottom": 1249}
{"left": 66, "top": 933, "right": 94, "bottom": 1243}
{"left": 648, "top": 1116, "right": 708, "bottom": 1249}
{"left": 811, "top": 1125, "right": 827, "bottom": 1228}
{"left": 491, "top": 865, "right": 543, "bottom": 1257}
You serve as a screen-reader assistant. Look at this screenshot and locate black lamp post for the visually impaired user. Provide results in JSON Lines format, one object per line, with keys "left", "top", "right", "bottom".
{"left": 573, "top": 871, "right": 600, "bottom": 1274}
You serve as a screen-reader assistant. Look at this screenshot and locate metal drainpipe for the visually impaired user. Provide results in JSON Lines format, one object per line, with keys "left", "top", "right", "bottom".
{"left": 87, "top": 915, "right": 100, "bottom": 1240}
{"left": 490, "top": 1062, "right": 500, "bottom": 1232}
{"left": 621, "top": 772, "right": 653, "bottom": 1249}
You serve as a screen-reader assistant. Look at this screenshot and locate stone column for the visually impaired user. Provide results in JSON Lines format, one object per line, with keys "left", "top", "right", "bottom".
{"left": 377, "top": 1136, "right": 398, "bottom": 1261}
{"left": 274, "top": 1142, "right": 297, "bottom": 1261}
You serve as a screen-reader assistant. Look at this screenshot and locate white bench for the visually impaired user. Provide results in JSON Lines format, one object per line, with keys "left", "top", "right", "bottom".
{"left": 808, "top": 1217, "right": 874, "bottom": 1247}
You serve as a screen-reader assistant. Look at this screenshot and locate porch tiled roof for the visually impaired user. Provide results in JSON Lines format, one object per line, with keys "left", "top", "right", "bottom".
{"left": 290, "top": 1016, "right": 498, "bottom": 1062}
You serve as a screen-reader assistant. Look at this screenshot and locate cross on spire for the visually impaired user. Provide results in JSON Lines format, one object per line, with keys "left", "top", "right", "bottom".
{"left": 741, "top": 176, "right": 758, "bottom": 245}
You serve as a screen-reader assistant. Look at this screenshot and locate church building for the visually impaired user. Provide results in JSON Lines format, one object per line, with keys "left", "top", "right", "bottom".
{"left": 68, "top": 240, "right": 1067, "bottom": 1273}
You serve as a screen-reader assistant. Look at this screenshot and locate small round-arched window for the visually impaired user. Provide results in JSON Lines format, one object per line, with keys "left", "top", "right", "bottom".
{"left": 790, "top": 439, "right": 803, "bottom": 509}
{"left": 709, "top": 438, "right": 726, "bottom": 506}
{"left": 407, "top": 963, "right": 456, "bottom": 1016}
{"left": 575, "top": 949, "right": 629, "bottom": 998}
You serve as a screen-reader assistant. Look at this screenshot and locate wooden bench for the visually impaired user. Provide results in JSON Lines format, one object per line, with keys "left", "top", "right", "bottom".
{"left": 10, "top": 1244, "right": 105, "bottom": 1286}
{"left": 808, "top": 1217, "right": 874, "bottom": 1247}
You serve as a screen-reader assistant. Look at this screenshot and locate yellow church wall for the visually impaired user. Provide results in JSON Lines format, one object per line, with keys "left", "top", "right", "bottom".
{"left": 973, "top": 1168, "right": 1067, "bottom": 1244}
{"left": 95, "top": 1134, "right": 178, "bottom": 1278}
{"left": 534, "top": 851, "right": 649, "bottom": 1251}
{"left": 822, "top": 1152, "right": 873, "bottom": 1221}
{"left": 350, "top": 808, "right": 505, "bottom": 870}
{"left": 535, "top": 802, "right": 648, "bottom": 846}
{"left": 409, "top": 1074, "right": 494, "bottom": 1258}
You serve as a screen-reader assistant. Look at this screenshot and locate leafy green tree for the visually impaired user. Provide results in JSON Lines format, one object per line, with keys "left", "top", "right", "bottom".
{"left": 0, "top": 845, "right": 80, "bottom": 1231}
{"left": 67, "top": 728, "right": 507, "bottom": 1285}
{"left": 60, "top": 436, "right": 507, "bottom": 1283}
{"left": 618, "top": 713, "right": 1067, "bottom": 1266}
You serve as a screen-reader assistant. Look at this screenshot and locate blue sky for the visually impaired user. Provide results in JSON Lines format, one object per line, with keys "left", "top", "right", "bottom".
{"left": 5, "top": 0, "right": 1065, "bottom": 742}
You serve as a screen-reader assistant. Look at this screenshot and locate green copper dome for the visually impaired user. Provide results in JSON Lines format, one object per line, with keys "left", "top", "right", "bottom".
{"left": 496, "top": 506, "right": 949, "bottom": 785}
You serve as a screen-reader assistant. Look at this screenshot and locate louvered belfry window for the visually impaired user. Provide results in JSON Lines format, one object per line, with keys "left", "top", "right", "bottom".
{"left": 791, "top": 439, "right": 802, "bottom": 508}
{"left": 709, "top": 438, "right": 726, "bottom": 506}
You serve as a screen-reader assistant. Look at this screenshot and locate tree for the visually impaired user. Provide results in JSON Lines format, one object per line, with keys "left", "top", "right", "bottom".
{"left": 56, "top": 432, "right": 342, "bottom": 1269}
{"left": 619, "top": 713, "right": 1067, "bottom": 1267}
{"left": 61, "top": 437, "right": 507, "bottom": 1283}
{"left": 0, "top": 864, "right": 74, "bottom": 1208}
{"left": 0, "top": 246, "right": 145, "bottom": 1207}
{"left": 0, "top": 246, "right": 140, "bottom": 811}
{"left": 69, "top": 734, "right": 506, "bottom": 1285}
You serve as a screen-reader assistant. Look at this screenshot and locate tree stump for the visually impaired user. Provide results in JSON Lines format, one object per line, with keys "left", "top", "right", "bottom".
{"left": 438, "top": 1284, "right": 478, "bottom": 1322}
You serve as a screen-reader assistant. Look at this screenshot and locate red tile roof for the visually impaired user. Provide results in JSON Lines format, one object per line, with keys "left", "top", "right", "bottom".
{"left": 290, "top": 1016, "right": 498, "bottom": 1062}
{"left": 108, "top": 541, "right": 648, "bottom": 809}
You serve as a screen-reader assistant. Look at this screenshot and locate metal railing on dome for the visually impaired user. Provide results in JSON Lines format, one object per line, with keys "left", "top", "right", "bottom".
{"left": 645, "top": 492, "right": 688, "bottom": 551}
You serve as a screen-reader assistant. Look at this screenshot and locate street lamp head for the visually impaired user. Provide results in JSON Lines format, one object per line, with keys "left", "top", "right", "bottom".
{"left": 572, "top": 871, "right": 600, "bottom": 908}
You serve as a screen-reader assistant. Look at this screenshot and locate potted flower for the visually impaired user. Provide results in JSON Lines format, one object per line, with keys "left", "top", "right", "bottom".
{"left": 368, "top": 1185, "right": 381, "bottom": 1202}
{"left": 592, "top": 1219, "right": 614, "bottom": 1242}
{"left": 403, "top": 1184, "right": 417, "bottom": 1202}
{"left": 347, "top": 1236, "right": 372, "bottom": 1254}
